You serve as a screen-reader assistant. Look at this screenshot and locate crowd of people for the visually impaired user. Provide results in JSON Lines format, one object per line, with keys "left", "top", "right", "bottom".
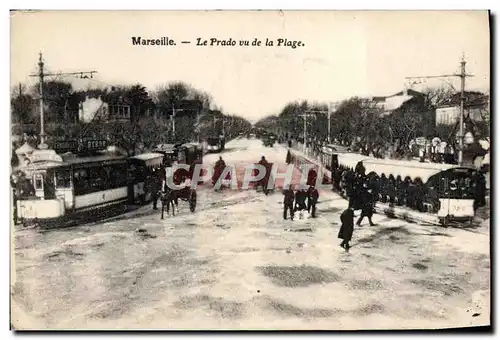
{"left": 282, "top": 184, "right": 319, "bottom": 220}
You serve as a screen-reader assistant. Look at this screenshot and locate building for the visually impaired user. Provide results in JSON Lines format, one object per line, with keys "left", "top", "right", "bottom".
{"left": 435, "top": 91, "right": 489, "bottom": 126}
{"left": 78, "top": 96, "right": 131, "bottom": 123}
{"left": 368, "top": 89, "right": 425, "bottom": 116}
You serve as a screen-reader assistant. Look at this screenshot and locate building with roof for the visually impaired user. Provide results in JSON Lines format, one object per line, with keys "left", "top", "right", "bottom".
{"left": 435, "top": 91, "right": 489, "bottom": 126}
{"left": 78, "top": 96, "right": 131, "bottom": 123}
{"left": 368, "top": 89, "right": 426, "bottom": 116}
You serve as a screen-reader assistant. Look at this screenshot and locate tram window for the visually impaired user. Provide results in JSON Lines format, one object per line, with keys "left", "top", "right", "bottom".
{"left": 109, "top": 163, "right": 128, "bottom": 188}
{"left": 55, "top": 169, "right": 72, "bottom": 188}
{"left": 88, "top": 167, "right": 105, "bottom": 191}
{"left": 34, "top": 174, "right": 43, "bottom": 190}
{"left": 73, "top": 169, "right": 89, "bottom": 195}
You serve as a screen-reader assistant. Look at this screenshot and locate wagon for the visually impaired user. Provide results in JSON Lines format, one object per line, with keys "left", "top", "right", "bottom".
{"left": 263, "top": 135, "right": 276, "bottom": 147}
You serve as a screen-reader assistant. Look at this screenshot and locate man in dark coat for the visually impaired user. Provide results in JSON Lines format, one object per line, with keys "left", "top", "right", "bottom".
{"left": 283, "top": 186, "right": 295, "bottom": 220}
{"left": 294, "top": 189, "right": 308, "bottom": 212}
{"left": 215, "top": 156, "right": 226, "bottom": 170}
{"left": 11, "top": 174, "right": 19, "bottom": 225}
{"left": 307, "top": 185, "right": 319, "bottom": 218}
{"left": 474, "top": 171, "right": 487, "bottom": 211}
{"left": 258, "top": 155, "right": 269, "bottom": 168}
{"left": 356, "top": 187, "right": 376, "bottom": 226}
{"left": 286, "top": 150, "right": 292, "bottom": 164}
{"left": 338, "top": 207, "right": 355, "bottom": 250}
{"left": 307, "top": 168, "right": 318, "bottom": 186}
{"left": 151, "top": 169, "right": 162, "bottom": 210}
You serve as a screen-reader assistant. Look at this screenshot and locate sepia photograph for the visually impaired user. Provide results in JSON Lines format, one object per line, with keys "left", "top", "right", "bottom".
{"left": 9, "top": 10, "right": 491, "bottom": 330}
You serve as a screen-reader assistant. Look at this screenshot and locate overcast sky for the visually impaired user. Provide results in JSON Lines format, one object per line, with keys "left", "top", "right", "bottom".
{"left": 11, "top": 10, "right": 490, "bottom": 122}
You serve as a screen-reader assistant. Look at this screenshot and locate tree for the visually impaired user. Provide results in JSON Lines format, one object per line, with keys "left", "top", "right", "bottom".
{"left": 11, "top": 85, "right": 35, "bottom": 124}
{"left": 125, "top": 84, "right": 154, "bottom": 121}
{"left": 31, "top": 80, "right": 75, "bottom": 123}
{"left": 153, "top": 82, "right": 191, "bottom": 118}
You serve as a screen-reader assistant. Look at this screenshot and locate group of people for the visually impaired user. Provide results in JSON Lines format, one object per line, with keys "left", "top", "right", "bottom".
{"left": 337, "top": 166, "right": 377, "bottom": 251}
{"left": 282, "top": 185, "right": 319, "bottom": 220}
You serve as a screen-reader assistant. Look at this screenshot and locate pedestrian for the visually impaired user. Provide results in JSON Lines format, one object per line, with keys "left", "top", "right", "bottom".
{"left": 338, "top": 207, "right": 355, "bottom": 250}
{"left": 307, "top": 168, "right": 318, "bottom": 186}
{"left": 286, "top": 149, "right": 292, "bottom": 164}
{"left": 151, "top": 169, "right": 160, "bottom": 210}
{"left": 307, "top": 185, "right": 319, "bottom": 218}
{"left": 294, "top": 188, "right": 308, "bottom": 212}
{"left": 283, "top": 185, "right": 295, "bottom": 220}
{"left": 356, "top": 186, "right": 376, "bottom": 226}
{"left": 11, "top": 173, "right": 19, "bottom": 225}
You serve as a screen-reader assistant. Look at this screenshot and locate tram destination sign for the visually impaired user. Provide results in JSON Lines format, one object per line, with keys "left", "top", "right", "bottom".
{"left": 53, "top": 139, "right": 108, "bottom": 153}
{"left": 53, "top": 140, "right": 79, "bottom": 153}
{"left": 85, "top": 139, "right": 107, "bottom": 151}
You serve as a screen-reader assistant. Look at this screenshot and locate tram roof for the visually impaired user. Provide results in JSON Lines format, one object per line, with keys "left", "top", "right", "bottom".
{"left": 61, "top": 154, "right": 128, "bottom": 166}
{"left": 336, "top": 153, "right": 372, "bottom": 169}
{"left": 130, "top": 152, "right": 164, "bottom": 167}
{"left": 130, "top": 152, "right": 164, "bottom": 161}
{"left": 181, "top": 142, "right": 203, "bottom": 149}
{"left": 20, "top": 153, "right": 127, "bottom": 172}
{"left": 362, "top": 158, "right": 476, "bottom": 183}
{"left": 153, "top": 144, "right": 177, "bottom": 153}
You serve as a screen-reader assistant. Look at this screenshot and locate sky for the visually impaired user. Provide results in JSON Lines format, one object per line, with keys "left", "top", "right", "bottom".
{"left": 10, "top": 10, "right": 490, "bottom": 122}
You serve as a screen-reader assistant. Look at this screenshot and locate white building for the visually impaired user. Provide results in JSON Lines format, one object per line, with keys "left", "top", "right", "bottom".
{"left": 435, "top": 106, "right": 484, "bottom": 125}
{"left": 369, "top": 89, "right": 425, "bottom": 116}
{"left": 78, "top": 96, "right": 131, "bottom": 123}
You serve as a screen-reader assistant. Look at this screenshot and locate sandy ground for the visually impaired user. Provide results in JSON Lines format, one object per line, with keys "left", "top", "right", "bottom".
{"left": 11, "top": 138, "right": 490, "bottom": 330}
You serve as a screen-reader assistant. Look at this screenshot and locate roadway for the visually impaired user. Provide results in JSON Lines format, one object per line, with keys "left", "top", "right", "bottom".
{"left": 11, "top": 138, "right": 490, "bottom": 330}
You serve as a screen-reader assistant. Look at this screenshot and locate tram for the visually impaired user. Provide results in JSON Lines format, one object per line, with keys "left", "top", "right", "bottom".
{"left": 15, "top": 150, "right": 130, "bottom": 226}
{"left": 327, "top": 153, "right": 484, "bottom": 224}
{"left": 293, "top": 145, "right": 485, "bottom": 225}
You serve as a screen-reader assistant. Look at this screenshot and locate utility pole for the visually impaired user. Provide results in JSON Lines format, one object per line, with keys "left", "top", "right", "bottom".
{"left": 29, "top": 52, "right": 97, "bottom": 149}
{"left": 171, "top": 105, "right": 176, "bottom": 140}
{"left": 459, "top": 58, "right": 466, "bottom": 165}
{"left": 300, "top": 112, "right": 317, "bottom": 153}
{"left": 18, "top": 83, "right": 24, "bottom": 137}
{"left": 327, "top": 102, "right": 339, "bottom": 143}
{"left": 196, "top": 108, "right": 200, "bottom": 143}
{"left": 404, "top": 55, "right": 473, "bottom": 166}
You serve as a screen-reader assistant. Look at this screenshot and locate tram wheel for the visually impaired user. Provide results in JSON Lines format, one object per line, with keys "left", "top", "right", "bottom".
{"left": 440, "top": 216, "right": 450, "bottom": 228}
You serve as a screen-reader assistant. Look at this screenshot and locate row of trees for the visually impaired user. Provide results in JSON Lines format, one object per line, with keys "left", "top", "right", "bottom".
{"left": 11, "top": 80, "right": 252, "bottom": 155}
{"left": 255, "top": 87, "right": 490, "bottom": 158}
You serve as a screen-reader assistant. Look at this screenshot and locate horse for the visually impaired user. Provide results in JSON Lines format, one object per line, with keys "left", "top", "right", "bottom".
{"left": 160, "top": 186, "right": 177, "bottom": 219}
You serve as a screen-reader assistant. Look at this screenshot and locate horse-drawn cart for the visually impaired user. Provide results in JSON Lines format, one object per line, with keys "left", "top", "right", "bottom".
{"left": 160, "top": 170, "right": 197, "bottom": 219}
{"left": 158, "top": 142, "right": 203, "bottom": 218}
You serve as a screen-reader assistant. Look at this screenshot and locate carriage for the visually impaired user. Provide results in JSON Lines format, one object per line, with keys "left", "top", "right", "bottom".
{"left": 157, "top": 143, "right": 203, "bottom": 217}
{"left": 263, "top": 135, "right": 277, "bottom": 147}
{"left": 128, "top": 152, "right": 164, "bottom": 204}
